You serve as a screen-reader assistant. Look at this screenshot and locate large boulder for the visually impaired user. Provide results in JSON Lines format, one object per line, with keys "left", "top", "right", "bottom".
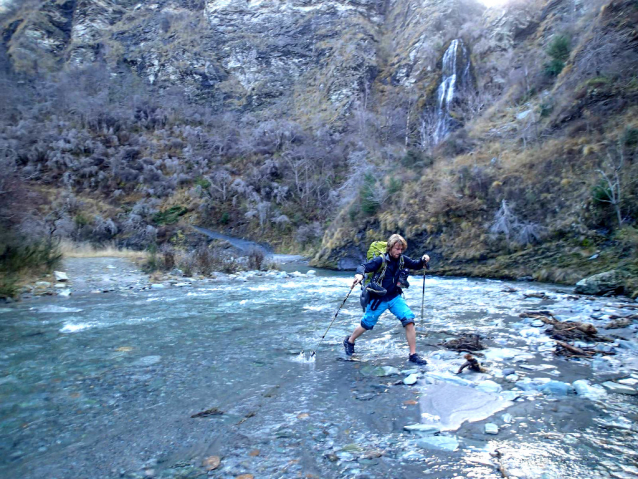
{"left": 574, "top": 270, "right": 626, "bottom": 296}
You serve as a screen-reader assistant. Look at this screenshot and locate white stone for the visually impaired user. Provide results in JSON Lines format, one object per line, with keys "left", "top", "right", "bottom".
{"left": 150, "top": 284, "right": 165, "bottom": 289}
{"left": 502, "top": 413, "right": 513, "bottom": 424}
{"left": 485, "top": 423, "right": 499, "bottom": 434}
{"left": 602, "top": 381, "right": 637, "bottom": 395}
{"left": 403, "top": 373, "right": 419, "bottom": 385}
{"left": 58, "top": 289, "right": 71, "bottom": 297}
{"left": 306, "top": 270, "right": 316, "bottom": 276}
{"left": 531, "top": 319, "right": 544, "bottom": 327}
{"left": 416, "top": 435, "right": 459, "bottom": 451}
{"left": 573, "top": 379, "right": 608, "bottom": 400}
{"left": 618, "top": 378, "right": 638, "bottom": 386}
{"left": 54, "top": 271, "right": 69, "bottom": 282}
{"left": 520, "top": 327, "right": 541, "bottom": 338}
{"left": 476, "top": 380, "right": 502, "bottom": 394}
{"left": 381, "top": 366, "right": 400, "bottom": 376}
{"left": 505, "top": 374, "right": 519, "bottom": 382}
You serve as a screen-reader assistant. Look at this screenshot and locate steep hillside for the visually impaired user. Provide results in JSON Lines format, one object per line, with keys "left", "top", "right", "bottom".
{"left": 1, "top": 0, "right": 637, "bottom": 296}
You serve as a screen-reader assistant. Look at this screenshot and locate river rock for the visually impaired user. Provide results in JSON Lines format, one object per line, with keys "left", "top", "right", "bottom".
{"left": 539, "top": 380, "right": 574, "bottom": 396}
{"left": 403, "top": 424, "right": 441, "bottom": 435}
{"left": 502, "top": 413, "right": 513, "bottom": 423}
{"left": 150, "top": 284, "right": 165, "bottom": 289}
{"left": 54, "top": 271, "right": 69, "bottom": 282}
{"left": 575, "top": 270, "right": 626, "bottom": 296}
{"left": 403, "top": 373, "right": 419, "bottom": 385}
{"left": 133, "top": 356, "right": 161, "bottom": 367}
{"left": 505, "top": 374, "right": 519, "bottom": 382}
{"left": 531, "top": 319, "right": 544, "bottom": 327}
{"left": 618, "top": 378, "right": 638, "bottom": 386}
{"left": 485, "top": 423, "right": 499, "bottom": 434}
{"left": 360, "top": 365, "right": 399, "bottom": 377}
{"left": 572, "top": 380, "right": 608, "bottom": 400}
{"left": 57, "top": 289, "right": 72, "bottom": 297}
{"left": 601, "top": 381, "right": 637, "bottom": 395}
{"left": 416, "top": 435, "right": 459, "bottom": 451}
{"left": 476, "top": 380, "right": 502, "bottom": 394}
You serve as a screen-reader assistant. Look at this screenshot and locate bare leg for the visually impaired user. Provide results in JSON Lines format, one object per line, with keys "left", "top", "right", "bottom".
{"left": 404, "top": 322, "right": 417, "bottom": 355}
{"left": 348, "top": 325, "right": 367, "bottom": 344}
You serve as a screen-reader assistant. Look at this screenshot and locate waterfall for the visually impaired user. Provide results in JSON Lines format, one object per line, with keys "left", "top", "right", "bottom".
{"left": 433, "top": 39, "right": 471, "bottom": 145}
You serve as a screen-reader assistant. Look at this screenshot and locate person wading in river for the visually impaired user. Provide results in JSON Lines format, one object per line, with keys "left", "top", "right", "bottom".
{"left": 344, "top": 234, "right": 430, "bottom": 365}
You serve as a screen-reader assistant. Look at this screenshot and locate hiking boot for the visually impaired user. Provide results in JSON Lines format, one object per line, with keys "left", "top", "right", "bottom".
{"left": 343, "top": 336, "right": 355, "bottom": 356}
{"left": 409, "top": 353, "right": 428, "bottom": 365}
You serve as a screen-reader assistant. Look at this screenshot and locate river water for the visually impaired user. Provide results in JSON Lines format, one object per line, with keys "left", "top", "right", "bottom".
{"left": 1, "top": 260, "right": 637, "bottom": 479}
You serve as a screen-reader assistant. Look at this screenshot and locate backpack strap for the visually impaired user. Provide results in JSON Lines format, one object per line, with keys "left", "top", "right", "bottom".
{"left": 374, "top": 254, "right": 388, "bottom": 284}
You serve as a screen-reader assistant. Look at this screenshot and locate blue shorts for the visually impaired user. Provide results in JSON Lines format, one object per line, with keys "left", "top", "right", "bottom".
{"left": 361, "top": 295, "right": 416, "bottom": 330}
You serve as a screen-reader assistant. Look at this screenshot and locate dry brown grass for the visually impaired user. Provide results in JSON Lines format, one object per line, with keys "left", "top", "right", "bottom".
{"left": 60, "top": 241, "right": 148, "bottom": 260}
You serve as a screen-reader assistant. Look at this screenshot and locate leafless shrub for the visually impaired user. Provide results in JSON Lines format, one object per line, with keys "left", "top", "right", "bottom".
{"left": 247, "top": 247, "right": 265, "bottom": 271}
{"left": 489, "top": 200, "right": 544, "bottom": 246}
{"left": 295, "top": 222, "right": 323, "bottom": 247}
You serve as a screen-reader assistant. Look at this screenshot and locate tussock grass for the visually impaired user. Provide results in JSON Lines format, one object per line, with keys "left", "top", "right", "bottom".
{"left": 60, "top": 241, "right": 148, "bottom": 259}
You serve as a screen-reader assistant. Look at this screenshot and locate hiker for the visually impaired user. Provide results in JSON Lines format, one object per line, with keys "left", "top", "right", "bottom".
{"left": 343, "top": 234, "right": 430, "bottom": 365}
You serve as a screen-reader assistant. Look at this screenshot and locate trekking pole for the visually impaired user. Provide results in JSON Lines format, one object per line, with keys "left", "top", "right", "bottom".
{"left": 421, "top": 260, "right": 430, "bottom": 335}
{"left": 309, "top": 283, "right": 356, "bottom": 358}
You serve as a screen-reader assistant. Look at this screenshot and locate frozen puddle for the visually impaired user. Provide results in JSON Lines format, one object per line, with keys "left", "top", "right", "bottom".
{"left": 417, "top": 382, "right": 513, "bottom": 432}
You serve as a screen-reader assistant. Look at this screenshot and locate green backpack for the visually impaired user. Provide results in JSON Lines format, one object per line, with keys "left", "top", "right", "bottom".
{"left": 360, "top": 241, "right": 404, "bottom": 311}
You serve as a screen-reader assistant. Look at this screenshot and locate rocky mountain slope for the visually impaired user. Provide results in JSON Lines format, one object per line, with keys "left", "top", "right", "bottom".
{"left": 1, "top": 0, "right": 637, "bottom": 295}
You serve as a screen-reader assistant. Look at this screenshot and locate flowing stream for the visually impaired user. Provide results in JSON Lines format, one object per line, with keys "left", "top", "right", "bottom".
{"left": 1, "top": 258, "right": 637, "bottom": 479}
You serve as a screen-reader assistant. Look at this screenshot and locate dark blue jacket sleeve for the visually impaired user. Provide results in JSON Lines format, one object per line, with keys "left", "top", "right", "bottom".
{"left": 355, "top": 256, "right": 384, "bottom": 276}
{"left": 403, "top": 255, "right": 425, "bottom": 270}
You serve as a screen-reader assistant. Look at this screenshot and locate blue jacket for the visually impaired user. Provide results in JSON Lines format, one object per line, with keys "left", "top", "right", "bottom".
{"left": 356, "top": 254, "right": 424, "bottom": 301}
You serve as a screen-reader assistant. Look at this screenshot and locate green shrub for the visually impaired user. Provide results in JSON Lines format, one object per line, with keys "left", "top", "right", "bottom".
{"left": 220, "top": 212, "right": 230, "bottom": 224}
{"left": 622, "top": 127, "right": 638, "bottom": 149}
{"left": 0, "top": 274, "right": 18, "bottom": 299}
{"left": 152, "top": 205, "right": 188, "bottom": 225}
{"left": 592, "top": 180, "right": 613, "bottom": 205}
{"left": 545, "top": 35, "right": 570, "bottom": 77}
{"left": 360, "top": 174, "right": 380, "bottom": 216}
{"left": 387, "top": 177, "right": 401, "bottom": 196}
{"left": 540, "top": 98, "right": 554, "bottom": 117}
{"left": 547, "top": 35, "right": 571, "bottom": 63}
{"left": 545, "top": 59, "right": 565, "bottom": 77}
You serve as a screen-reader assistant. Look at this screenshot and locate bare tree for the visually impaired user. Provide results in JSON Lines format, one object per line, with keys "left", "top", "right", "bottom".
{"left": 595, "top": 145, "right": 625, "bottom": 227}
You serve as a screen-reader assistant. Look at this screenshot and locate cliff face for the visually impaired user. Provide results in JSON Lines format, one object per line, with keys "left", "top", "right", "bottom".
{"left": 1, "top": 0, "right": 488, "bottom": 113}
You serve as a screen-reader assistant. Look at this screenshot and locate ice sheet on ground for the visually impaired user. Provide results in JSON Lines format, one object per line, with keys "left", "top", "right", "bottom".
{"left": 418, "top": 382, "right": 513, "bottom": 432}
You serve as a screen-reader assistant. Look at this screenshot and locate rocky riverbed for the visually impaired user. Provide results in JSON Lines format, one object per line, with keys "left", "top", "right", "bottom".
{"left": 1, "top": 257, "right": 637, "bottom": 479}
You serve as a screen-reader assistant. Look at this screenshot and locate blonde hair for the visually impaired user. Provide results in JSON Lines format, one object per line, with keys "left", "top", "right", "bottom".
{"left": 386, "top": 234, "right": 407, "bottom": 253}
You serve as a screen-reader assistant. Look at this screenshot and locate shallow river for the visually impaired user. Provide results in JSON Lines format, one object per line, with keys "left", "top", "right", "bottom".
{"left": 1, "top": 260, "right": 637, "bottom": 479}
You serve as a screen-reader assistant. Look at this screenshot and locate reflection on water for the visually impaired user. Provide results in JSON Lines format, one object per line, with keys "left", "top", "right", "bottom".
{"left": 0, "top": 271, "right": 637, "bottom": 478}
